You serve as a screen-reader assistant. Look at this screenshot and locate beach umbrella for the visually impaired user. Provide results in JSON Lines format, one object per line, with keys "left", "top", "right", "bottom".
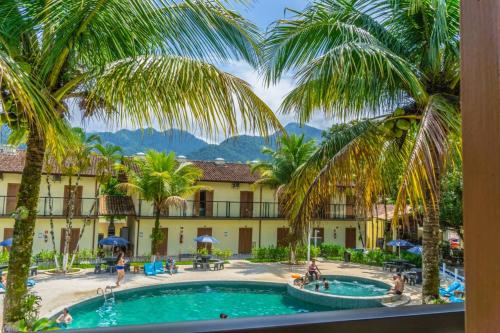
{"left": 0, "top": 238, "right": 12, "bottom": 247}
{"left": 407, "top": 246, "right": 423, "bottom": 255}
{"left": 194, "top": 235, "right": 219, "bottom": 244}
{"left": 99, "top": 236, "right": 129, "bottom": 247}
{"left": 387, "top": 239, "right": 414, "bottom": 258}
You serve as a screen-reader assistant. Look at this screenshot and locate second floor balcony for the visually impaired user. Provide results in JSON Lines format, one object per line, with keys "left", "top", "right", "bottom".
{"left": 0, "top": 196, "right": 357, "bottom": 220}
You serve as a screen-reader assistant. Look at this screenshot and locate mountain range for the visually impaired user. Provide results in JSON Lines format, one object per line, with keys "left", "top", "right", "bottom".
{"left": 0, "top": 123, "right": 325, "bottom": 162}
{"left": 93, "top": 123, "right": 324, "bottom": 162}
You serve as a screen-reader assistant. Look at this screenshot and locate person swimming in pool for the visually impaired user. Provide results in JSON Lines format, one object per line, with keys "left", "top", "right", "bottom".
{"left": 323, "top": 278, "right": 330, "bottom": 290}
{"left": 115, "top": 251, "right": 126, "bottom": 287}
{"left": 56, "top": 308, "right": 73, "bottom": 327}
{"left": 220, "top": 313, "right": 228, "bottom": 319}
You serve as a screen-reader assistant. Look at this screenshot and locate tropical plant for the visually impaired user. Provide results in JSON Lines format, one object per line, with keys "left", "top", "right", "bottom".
{"left": 1, "top": 0, "right": 281, "bottom": 323}
{"left": 264, "top": 0, "right": 460, "bottom": 302}
{"left": 251, "top": 134, "right": 316, "bottom": 262}
{"left": 121, "top": 151, "right": 204, "bottom": 254}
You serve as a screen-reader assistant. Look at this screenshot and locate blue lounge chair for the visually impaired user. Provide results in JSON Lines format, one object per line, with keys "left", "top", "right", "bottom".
{"left": 439, "top": 281, "right": 462, "bottom": 297}
{"left": 154, "top": 261, "right": 165, "bottom": 274}
{"left": 0, "top": 282, "right": 5, "bottom": 293}
{"left": 144, "top": 263, "right": 156, "bottom": 276}
{"left": 449, "top": 295, "right": 464, "bottom": 303}
{"left": 27, "top": 279, "right": 36, "bottom": 287}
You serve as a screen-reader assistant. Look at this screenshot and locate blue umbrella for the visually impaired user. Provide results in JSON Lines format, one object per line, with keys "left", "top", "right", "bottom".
{"left": 194, "top": 235, "right": 219, "bottom": 244}
{"left": 388, "top": 239, "right": 414, "bottom": 258}
{"left": 0, "top": 238, "right": 12, "bottom": 247}
{"left": 99, "top": 236, "right": 129, "bottom": 247}
{"left": 387, "top": 239, "right": 415, "bottom": 247}
{"left": 407, "top": 246, "right": 423, "bottom": 255}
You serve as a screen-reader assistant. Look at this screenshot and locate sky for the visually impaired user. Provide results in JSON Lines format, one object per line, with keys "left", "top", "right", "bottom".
{"left": 74, "top": 0, "right": 331, "bottom": 140}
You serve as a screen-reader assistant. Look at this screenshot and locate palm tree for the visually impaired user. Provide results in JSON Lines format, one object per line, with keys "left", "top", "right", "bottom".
{"left": 1, "top": 0, "right": 282, "bottom": 323}
{"left": 121, "top": 151, "right": 204, "bottom": 254}
{"left": 263, "top": 0, "right": 460, "bottom": 302}
{"left": 251, "top": 134, "right": 316, "bottom": 262}
{"left": 59, "top": 129, "right": 100, "bottom": 272}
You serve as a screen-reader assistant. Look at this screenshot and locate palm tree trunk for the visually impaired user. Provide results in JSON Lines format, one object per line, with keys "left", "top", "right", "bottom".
{"left": 151, "top": 204, "right": 161, "bottom": 255}
{"left": 422, "top": 191, "right": 441, "bottom": 303}
{"left": 45, "top": 172, "right": 60, "bottom": 270}
{"left": 3, "top": 127, "right": 46, "bottom": 325}
{"left": 62, "top": 173, "right": 81, "bottom": 272}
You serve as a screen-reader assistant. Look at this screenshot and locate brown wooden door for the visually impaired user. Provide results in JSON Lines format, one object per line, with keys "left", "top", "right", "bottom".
{"left": 205, "top": 190, "right": 214, "bottom": 217}
{"left": 6, "top": 183, "right": 20, "bottom": 214}
{"left": 277, "top": 228, "right": 289, "bottom": 248}
{"left": 240, "top": 191, "right": 254, "bottom": 218}
{"left": 238, "top": 228, "right": 252, "bottom": 254}
{"left": 313, "top": 228, "right": 324, "bottom": 246}
{"left": 345, "top": 194, "right": 355, "bottom": 218}
{"left": 64, "top": 185, "right": 83, "bottom": 216}
{"left": 197, "top": 227, "right": 213, "bottom": 252}
{"left": 60, "top": 228, "right": 80, "bottom": 253}
{"left": 3, "top": 228, "right": 13, "bottom": 252}
{"left": 157, "top": 228, "right": 168, "bottom": 255}
{"left": 345, "top": 227, "right": 357, "bottom": 249}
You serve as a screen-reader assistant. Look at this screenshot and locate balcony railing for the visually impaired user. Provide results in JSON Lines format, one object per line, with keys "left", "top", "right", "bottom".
{"left": 0, "top": 196, "right": 356, "bottom": 220}
{"left": 138, "top": 200, "right": 356, "bottom": 220}
{"left": 0, "top": 196, "right": 98, "bottom": 217}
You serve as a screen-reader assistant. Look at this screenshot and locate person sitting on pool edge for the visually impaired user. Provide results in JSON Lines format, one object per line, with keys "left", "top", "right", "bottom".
{"left": 322, "top": 278, "right": 330, "bottom": 290}
{"left": 388, "top": 273, "right": 405, "bottom": 295}
{"left": 56, "top": 308, "right": 73, "bottom": 327}
{"left": 308, "top": 259, "right": 321, "bottom": 281}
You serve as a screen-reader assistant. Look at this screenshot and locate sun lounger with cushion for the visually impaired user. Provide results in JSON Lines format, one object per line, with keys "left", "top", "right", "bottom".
{"left": 439, "top": 281, "right": 462, "bottom": 297}
{"left": 144, "top": 263, "right": 156, "bottom": 276}
{"left": 154, "top": 261, "right": 165, "bottom": 274}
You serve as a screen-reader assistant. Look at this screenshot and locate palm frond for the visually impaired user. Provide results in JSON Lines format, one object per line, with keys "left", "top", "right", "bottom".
{"left": 80, "top": 55, "right": 282, "bottom": 138}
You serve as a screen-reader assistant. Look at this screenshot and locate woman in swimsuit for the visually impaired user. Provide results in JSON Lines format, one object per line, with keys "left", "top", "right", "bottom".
{"left": 116, "top": 251, "right": 126, "bottom": 287}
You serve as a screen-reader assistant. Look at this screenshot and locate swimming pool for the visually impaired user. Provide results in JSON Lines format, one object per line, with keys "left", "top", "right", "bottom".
{"left": 303, "top": 276, "right": 389, "bottom": 296}
{"left": 67, "top": 282, "right": 328, "bottom": 329}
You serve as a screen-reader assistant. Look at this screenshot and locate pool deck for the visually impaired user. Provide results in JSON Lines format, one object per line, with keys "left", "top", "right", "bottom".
{"left": 0, "top": 260, "right": 422, "bottom": 324}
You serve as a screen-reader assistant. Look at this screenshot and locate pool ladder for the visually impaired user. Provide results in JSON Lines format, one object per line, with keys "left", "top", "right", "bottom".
{"left": 97, "top": 286, "right": 115, "bottom": 301}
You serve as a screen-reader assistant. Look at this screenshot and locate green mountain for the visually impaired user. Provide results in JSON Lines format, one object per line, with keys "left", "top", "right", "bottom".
{"left": 1, "top": 123, "right": 324, "bottom": 162}
{"left": 187, "top": 123, "right": 324, "bottom": 162}
{"left": 93, "top": 128, "right": 208, "bottom": 156}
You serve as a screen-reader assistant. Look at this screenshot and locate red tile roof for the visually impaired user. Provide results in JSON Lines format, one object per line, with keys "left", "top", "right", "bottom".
{"left": 0, "top": 150, "right": 260, "bottom": 183}
{"left": 0, "top": 150, "right": 101, "bottom": 176}
{"left": 98, "top": 195, "right": 136, "bottom": 216}
{"left": 191, "top": 160, "right": 259, "bottom": 183}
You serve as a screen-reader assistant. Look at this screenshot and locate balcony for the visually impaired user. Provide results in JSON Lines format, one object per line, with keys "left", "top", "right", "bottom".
{"left": 0, "top": 196, "right": 98, "bottom": 217}
{"left": 137, "top": 200, "right": 357, "bottom": 220}
{"left": 0, "top": 196, "right": 356, "bottom": 220}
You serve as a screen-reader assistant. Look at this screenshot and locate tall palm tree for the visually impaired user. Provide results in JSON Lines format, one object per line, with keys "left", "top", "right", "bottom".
{"left": 1, "top": 0, "right": 282, "bottom": 323}
{"left": 251, "top": 134, "right": 316, "bottom": 261}
{"left": 121, "top": 151, "right": 204, "bottom": 254}
{"left": 263, "top": 0, "right": 460, "bottom": 302}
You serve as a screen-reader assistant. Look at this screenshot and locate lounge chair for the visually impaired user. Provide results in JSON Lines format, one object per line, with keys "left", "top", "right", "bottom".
{"left": 0, "top": 282, "right": 5, "bottom": 294}
{"left": 154, "top": 261, "right": 165, "bottom": 274}
{"left": 449, "top": 295, "right": 464, "bottom": 303}
{"left": 144, "top": 263, "right": 156, "bottom": 276}
{"left": 439, "top": 281, "right": 462, "bottom": 297}
{"left": 27, "top": 279, "right": 36, "bottom": 287}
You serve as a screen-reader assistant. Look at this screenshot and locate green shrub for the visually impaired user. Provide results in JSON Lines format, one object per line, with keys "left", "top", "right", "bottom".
{"left": 349, "top": 249, "right": 365, "bottom": 263}
{"left": 0, "top": 250, "right": 9, "bottom": 264}
{"left": 213, "top": 248, "right": 232, "bottom": 260}
{"left": 364, "top": 249, "right": 385, "bottom": 266}
{"left": 320, "top": 244, "right": 345, "bottom": 258}
{"left": 251, "top": 246, "right": 289, "bottom": 262}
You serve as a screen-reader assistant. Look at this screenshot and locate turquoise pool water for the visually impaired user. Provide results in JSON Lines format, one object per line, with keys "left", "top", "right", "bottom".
{"left": 303, "top": 276, "right": 389, "bottom": 296}
{"left": 67, "top": 283, "right": 327, "bottom": 329}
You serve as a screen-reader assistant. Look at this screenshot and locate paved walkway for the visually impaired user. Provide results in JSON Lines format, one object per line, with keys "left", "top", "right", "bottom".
{"left": 0, "top": 260, "right": 422, "bottom": 325}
